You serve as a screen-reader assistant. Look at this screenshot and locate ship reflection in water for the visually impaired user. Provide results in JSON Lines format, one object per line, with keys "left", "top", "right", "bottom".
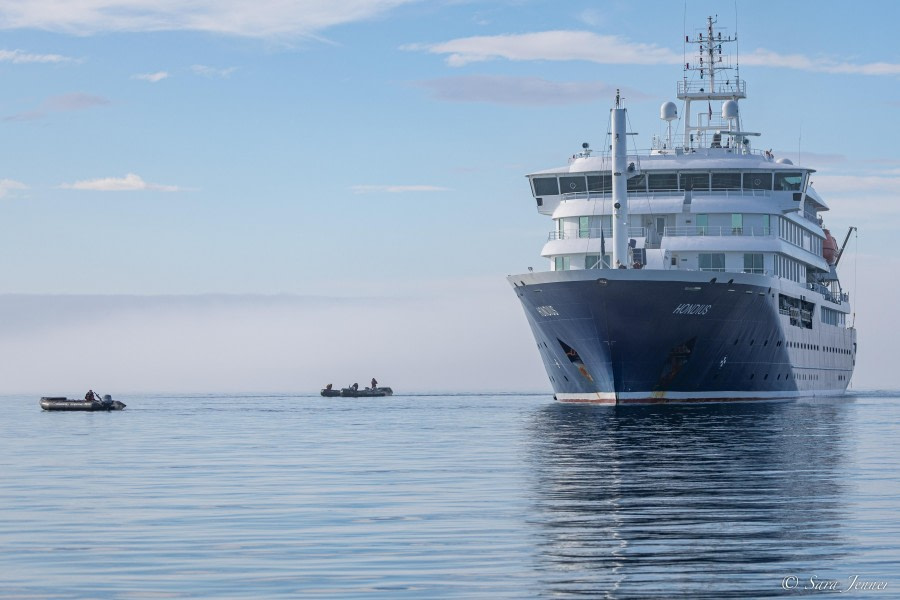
{"left": 526, "top": 400, "right": 852, "bottom": 598}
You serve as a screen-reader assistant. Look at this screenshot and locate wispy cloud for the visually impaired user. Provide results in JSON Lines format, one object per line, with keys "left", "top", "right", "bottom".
{"left": 351, "top": 184, "right": 449, "bottom": 194}
{"left": 577, "top": 9, "right": 605, "bottom": 28}
{"left": 406, "top": 31, "right": 900, "bottom": 77}
{"left": 4, "top": 92, "right": 110, "bottom": 121}
{"left": 0, "top": 179, "right": 27, "bottom": 198}
{"left": 46, "top": 93, "right": 109, "bottom": 111}
{"left": 813, "top": 173, "right": 899, "bottom": 198}
{"left": 0, "top": 48, "right": 75, "bottom": 63}
{"left": 771, "top": 150, "right": 848, "bottom": 166}
{"left": 0, "top": 1, "right": 418, "bottom": 38}
{"left": 742, "top": 49, "right": 900, "bottom": 76}
{"left": 132, "top": 70, "right": 169, "bottom": 83}
{"left": 60, "top": 173, "right": 182, "bottom": 192}
{"left": 812, "top": 173, "right": 900, "bottom": 221}
{"left": 403, "top": 31, "right": 681, "bottom": 67}
{"left": 191, "top": 64, "right": 236, "bottom": 78}
{"left": 413, "top": 75, "right": 647, "bottom": 106}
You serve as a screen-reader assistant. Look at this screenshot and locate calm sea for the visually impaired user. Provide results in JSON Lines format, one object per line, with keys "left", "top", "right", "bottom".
{"left": 0, "top": 392, "right": 897, "bottom": 599}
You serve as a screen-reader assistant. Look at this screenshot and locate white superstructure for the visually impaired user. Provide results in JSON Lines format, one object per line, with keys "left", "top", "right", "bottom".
{"left": 512, "top": 16, "right": 856, "bottom": 401}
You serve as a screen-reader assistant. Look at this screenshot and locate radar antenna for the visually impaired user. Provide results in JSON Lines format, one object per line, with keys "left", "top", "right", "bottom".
{"left": 679, "top": 15, "right": 750, "bottom": 151}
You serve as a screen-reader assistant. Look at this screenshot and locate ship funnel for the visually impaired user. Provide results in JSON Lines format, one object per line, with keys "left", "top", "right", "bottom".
{"left": 611, "top": 105, "right": 629, "bottom": 269}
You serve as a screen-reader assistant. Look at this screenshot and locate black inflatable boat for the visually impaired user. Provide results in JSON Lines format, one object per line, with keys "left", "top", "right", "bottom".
{"left": 40, "top": 396, "right": 126, "bottom": 411}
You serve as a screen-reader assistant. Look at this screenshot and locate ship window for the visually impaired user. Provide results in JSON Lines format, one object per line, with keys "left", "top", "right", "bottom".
{"left": 560, "top": 176, "right": 587, "bottom": 194}
{"left": 648, "top": 173, "right": 678, "bottom": 191}
{"left": 585, "top": 254, "right": 609, "bottom": 269}
{"left": 711, "top": 172, "right": 742, "bottom": 190}
{"left": 699, "top": 253, "right": 725, "bottom": 272}
{"left": 627, "top": 174, "right": 647, "bottom": 192}
{"left": 554, "top": 256, "right": 570, "bottom": 271}
{"left": 533, "top": 177, "right": 559, "bottom": 196}
{"left": 680, "top": 172, "right": 710, "bottom": 191}
{"left": 579, "top": 216, "right": 590, "bottom": 238}
{"left": 587, "top": 174, "right": 611, "bottom": 192}
{"left": 696, "top": 214, "right": 708, "bottom": 235}
{"left": 743, "top": 172, "right": 773, "bottom": 190}
{"left": 731, "top": 213, "right": 743, "bottom": 234}
{"left": 743, "top": 253, "right": 764, "bottom": 274}
{"left": 775, "top": 172, "right": 803, "bottom": 191}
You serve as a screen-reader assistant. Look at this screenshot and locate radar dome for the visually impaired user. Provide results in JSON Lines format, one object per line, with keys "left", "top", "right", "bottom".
{"left": 722, "top": 99, "right": 739, "bottom": 119}
{"left": 660, "top": 101, "right": 678, "bottom": 121}
{"left": 776, "top": 158, "right": 794, "bottom": 165}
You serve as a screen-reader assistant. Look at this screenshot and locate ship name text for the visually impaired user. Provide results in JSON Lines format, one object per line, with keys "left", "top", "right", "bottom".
{"left": 673, "top": 303, "right": 712, "bottom": 316}
{"left": 536, "top": 305, "right": 560, "bottom": 317}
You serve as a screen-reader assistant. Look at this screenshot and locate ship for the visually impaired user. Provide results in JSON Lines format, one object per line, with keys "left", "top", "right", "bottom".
{"left": 507, "top": 17, "right": 857, "bottom": 404}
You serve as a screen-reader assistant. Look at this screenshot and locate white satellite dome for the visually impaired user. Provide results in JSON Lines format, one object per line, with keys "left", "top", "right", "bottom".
{"left": 660, "top": 101, "right": 678, "bottom": 121}
{"left": 722, "top": 99, "right": 739, "bottom": 119}
{"left": 776, "top": 158, "right": 794, "bottom": 165}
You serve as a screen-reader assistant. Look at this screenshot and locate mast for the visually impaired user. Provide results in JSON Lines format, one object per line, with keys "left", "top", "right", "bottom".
{"left": 611, "top": 91, "right": 629, "bottom": 269}
{"left": 679, "top": 15, "right": 747, "bottom": 150}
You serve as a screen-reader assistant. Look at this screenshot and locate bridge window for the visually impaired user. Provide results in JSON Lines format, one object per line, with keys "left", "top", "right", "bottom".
{"left": 711, "top": 172, "right": 742, "bottom": 190}
{"left": 587, "top": 174, "right": 611, "bottom": 192}
{"left": 560, "top": 176, "right": 587, "bottom": 194}
{"left": 533, "top": 177, "right": 559, "bottom": 196}
{"left": 681, "top": 172, "right": 711, "bottom": 191}
{"left": 648, "top": 173, "right": 678, "bottom": 191}
{"left": 627, "top": 174, "right": 647, "bottom": 192}
{"left": 775, "top": 172, "right": 803, "bottom": 191}
{"left": 743, "top": 172, "right": 773, "bottom": 190}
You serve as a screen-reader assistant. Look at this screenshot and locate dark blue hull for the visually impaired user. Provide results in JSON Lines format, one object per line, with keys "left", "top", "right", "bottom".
{"left": 509, "top": 270, "right": 855, "bottom": 403}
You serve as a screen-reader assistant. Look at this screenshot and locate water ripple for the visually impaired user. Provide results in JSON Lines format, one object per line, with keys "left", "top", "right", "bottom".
{"left": 0, "top": 393, "right": 897, "bottom": 598}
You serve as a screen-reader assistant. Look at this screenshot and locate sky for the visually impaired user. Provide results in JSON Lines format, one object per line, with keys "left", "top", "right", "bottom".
{"left": 0, "top": 0, "right": 897, "bottom": 393}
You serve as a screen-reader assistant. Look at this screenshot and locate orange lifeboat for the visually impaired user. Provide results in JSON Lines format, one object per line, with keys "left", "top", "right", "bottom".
{"left": 822, "top": 228, "right": 839, "bottom": 265}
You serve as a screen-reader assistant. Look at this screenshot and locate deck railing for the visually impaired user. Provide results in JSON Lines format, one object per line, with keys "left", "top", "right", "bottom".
{"left": 558, "top": 188, "right": 775, "bottom": 202}
{"left": 664, "top": 226, "right": 773, "bottom": 237}
{"left": 548, "top": 227, "right": 647, "bottom": 241}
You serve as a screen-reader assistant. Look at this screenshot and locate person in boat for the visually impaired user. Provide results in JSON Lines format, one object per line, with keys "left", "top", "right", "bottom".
{"left": 351, "top": 382, "right": 359, "bottom": 391}
{"left": 325, "top": 383, "right": 333, "bottom": 391}
{"left": 371, "top": 377, "right": 378, "bottom": 390}
{"left": 84, "top": 389, "right": 100, "bottom": 402}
